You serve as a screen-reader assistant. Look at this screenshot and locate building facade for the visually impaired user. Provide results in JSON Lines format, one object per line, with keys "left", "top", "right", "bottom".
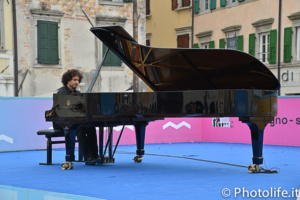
{"left": 0, "top": 0, "right": 14, "bottom": 96}
{"left": 15, "top": 0, "right": 146, "bottom": 97}
{"left": 194, "top": 0, "right": 300, "bottom": 95}
{"left": 146, "top": 0, "right": 192, "bottom": 48}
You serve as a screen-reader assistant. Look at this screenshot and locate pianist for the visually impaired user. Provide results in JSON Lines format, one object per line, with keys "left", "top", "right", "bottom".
{"left": 53, "top": 69, "right": 98, "bottom": 165}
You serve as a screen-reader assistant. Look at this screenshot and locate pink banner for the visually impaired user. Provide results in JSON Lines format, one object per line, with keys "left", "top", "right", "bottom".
{"left": 192, "top": 98, "right": 300, "bottom": 146}
{"left": 108, "top": 118, "right": 202, "bottom": 145}
{"left": 111, "top": 97, "right": 300, "bottom": 147}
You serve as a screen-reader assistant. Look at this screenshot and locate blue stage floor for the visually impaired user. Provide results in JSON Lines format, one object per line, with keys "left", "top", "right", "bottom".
{"left": 0, "top": 142, "right": 300, "bottom": 200}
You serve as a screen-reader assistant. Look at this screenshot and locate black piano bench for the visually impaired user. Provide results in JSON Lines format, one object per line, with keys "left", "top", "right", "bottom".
{"left": 37, "top": 129, "right": 83, "bottom": 165}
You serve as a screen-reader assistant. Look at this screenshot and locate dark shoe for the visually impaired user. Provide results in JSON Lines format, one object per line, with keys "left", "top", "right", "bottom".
{"left": 85, "top": 157, "right": 97, "bottom": 165}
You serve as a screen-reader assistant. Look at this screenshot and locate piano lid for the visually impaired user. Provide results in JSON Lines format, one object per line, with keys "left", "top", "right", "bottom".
{"left": 90, "top": 26, "right": 280, "bottom": 91}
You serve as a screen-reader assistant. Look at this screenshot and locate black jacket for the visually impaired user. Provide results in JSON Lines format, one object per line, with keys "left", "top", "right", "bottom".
{"left": 57, "top": 86, "right": 80, "bottom": 94}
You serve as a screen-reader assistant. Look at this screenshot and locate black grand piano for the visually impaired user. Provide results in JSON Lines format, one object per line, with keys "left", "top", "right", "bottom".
{"left": 45, "top": 26, "right": 280, "bottom": 172}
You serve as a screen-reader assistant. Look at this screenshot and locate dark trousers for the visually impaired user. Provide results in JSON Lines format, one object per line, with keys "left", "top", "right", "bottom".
{"left": 53, "top": 123, "right": 98, "bottom": 160}
{"left": 77, "top": 126, "right": 98, "bottom": 160}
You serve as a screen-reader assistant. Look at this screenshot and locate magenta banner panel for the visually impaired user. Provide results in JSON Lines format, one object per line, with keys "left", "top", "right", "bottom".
{"left": 201, "top": 97, "right": 300, "bottom": 146}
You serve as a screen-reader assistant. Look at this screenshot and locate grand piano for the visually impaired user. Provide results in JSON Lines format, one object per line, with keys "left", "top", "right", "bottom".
{"left": 45, "top": 26, "right": 280, "bottom": 172}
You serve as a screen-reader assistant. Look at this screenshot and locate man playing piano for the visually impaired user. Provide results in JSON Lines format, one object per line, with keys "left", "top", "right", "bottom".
{"left": 53, "top": 69, "right": 98, "bottom": 165}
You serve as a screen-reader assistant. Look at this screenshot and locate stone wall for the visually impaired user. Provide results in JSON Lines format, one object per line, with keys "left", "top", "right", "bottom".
{"left": 16, "top": 0, "right": 146, "bottom": 97}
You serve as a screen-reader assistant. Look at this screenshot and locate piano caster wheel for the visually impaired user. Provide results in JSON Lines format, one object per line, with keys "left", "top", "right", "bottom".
{"left": 61, "top": 161, "right": 73, "bottom": 170}
{"left": 134, "top": 156, "right": 143, "bottom": 163}
{"left": 248, "top": 164, "right": 261, "bottom": 173}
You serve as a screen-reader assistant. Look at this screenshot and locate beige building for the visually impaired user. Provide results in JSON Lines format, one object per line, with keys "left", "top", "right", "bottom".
{"left": 15, "top": 0, "right": 146, "bottom": 97}
{"left": 0, "top": 0, "right": 14, "bottom": 96}
{"left": 194, "top": 0, "right": 300, "bottom": 95}
{"left": 146, "top": 0, "right": 192, "bottom": 48}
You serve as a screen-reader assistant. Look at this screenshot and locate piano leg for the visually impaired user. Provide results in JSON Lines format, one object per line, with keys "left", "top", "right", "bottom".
{"left": 134, "top": 123, "right": 148, "bottom": 163}
{"left": 240, "top": 117, "right": 274, "bottom": 173}
{"left": 98, "top": 126, "right": 104, "bottom": 163}
{"left": 61, "top": 126, "right": 77, "bottom": 170}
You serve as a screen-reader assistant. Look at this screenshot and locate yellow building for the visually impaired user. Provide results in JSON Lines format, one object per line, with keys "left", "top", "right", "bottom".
{"left": 0, "top": 0, "right": 14, "bottom": 96}
{"left": 146, "top": 0, "right": 192, "bottom": 48}
{"left": 194, "top": 0, "right": 300, "bottom": 95}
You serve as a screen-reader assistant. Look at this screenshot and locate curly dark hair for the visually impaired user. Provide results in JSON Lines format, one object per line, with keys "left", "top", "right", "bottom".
{"left": 61, "top": 69, "right": 83, "bottom": 86}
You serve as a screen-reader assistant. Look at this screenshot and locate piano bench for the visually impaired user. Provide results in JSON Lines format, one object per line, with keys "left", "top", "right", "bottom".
{"left": 37, "top": 129, "right": 83, "bottom": 165}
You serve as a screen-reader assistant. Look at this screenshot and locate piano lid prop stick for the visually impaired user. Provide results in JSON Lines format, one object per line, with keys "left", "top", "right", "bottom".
{"left": 86, "top": 48, "right": 110, "bottom": 93}
{"left": 81, "top": 9, "right": 95, "bottom": 27}
{"left": 103, "top": 126, "right": 114, "bottom": 156}
{"left": 112, "top": 125, "right": 125, "bottom": 157}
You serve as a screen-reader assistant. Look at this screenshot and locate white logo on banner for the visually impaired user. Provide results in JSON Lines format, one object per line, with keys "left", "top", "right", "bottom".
{"left": 163, "top": 121, "right": 191, "bottom": 130}
{"left": 212, "top": 117, "right": 232, "bottom": 128}
{"left": 0, "top": 134, "right": 13, "bottom": 144}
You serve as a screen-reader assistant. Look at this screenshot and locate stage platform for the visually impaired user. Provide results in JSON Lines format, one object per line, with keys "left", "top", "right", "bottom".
{"left": 0, "top": 142, "right": 299, "bottom": 200}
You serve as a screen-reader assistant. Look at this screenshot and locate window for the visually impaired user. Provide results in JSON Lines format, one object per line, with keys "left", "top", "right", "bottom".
{"left": 182, "top": 0, "right": 190, "bottom": 7}
{"left": 31, "top": 9, "right": 64, "bottom": 67}
{"left": 146, "top": 33, "right": 152, "bottom": 47}
{"left": 96, "top": 14, "right": 127, "bottom": 68}
{"left": 172, "top": 0, "right": 178, "bottom": 10}
{"left": 204, "top": 0, "right": 209, "bottom": 10}
{"left": 146, "top": 39, "right": 150, "bottom": 46}
{"left": 252, "top": 18, "right": 274, "bottom": 64}
{"left": 288, "top": 12, "right": 300, "bottom": 62}
{"left": 175, "top": 26, "right": 192, "bottom": 48}
{"left": 146, "top": 0, "right": 150, "bottom": 16}
{"left": 196, "top": 30, "right": 213, "bottom": 49}
{"left": 259, "top": 33, "right": 269, "bottom": 63}
{"left": 99, "top": 0, "right": 132, "bottom": 6}
{"left": 227, "top": 0, "right": 240, "bottom": 8}
{"left": 201, "top": 43, "right": 209, "bottom": 49}
{"left": 37, "top": 20, "right": 59, "bottom": 64}
{"left": 177, "top": 34, "right": 189, "bottom": 48}
{"left": 297, "top": 27, "right": 300, "bottom": 61}
{"left": 103, "top": 44, "right": 121, "bottom": 66}
{"left": 172, "top": 0, "right": 190, "bottom": 10}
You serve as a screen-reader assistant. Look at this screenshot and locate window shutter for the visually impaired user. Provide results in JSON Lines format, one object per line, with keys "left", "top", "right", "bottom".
{"left": 237, "top": 35, "right": 243, "bottom": 51}
{"left": 219, "top": 38, "right": 225, "bottom": 49}
{"left": 146, "top": 39, "right": 150, "bottom": 47}
{"left": 238, "top": 0, "right": 245, "bottom": 2}
{"left": 210, "top": 0, "right": 216, "bottom": 10}
{"left": 248, "top": 33, "right": 255, "bottom": 56}
{"left": 194, "top": 0, "right": 199, "bottom": 14}
{"left": 182, "top": 0, "right": 190, "bottom": 7}
{"left": 123, "top": 0, "right": 132, "bottom": 3}
{"left": 146, "top": 0, "right": 150, "bottom": 15}
{"left": 177, "top": 34, "right": 189, "bottom": 48}
{"left": 37, "top": 20, "right": 59, "bottom": 64}
{"left": 209, "top": 41, "right": 215, "bottom": 49}
{"left": 49, "top": 21, "right": 59, "bottom": 64}
{"left": 103, "top": 44, "right": 121, "bottom": 66}
{"left": 38, "top": 21, "right": 50, "bottom": 64}
{"left": 193, "top": 43, "right": 199, "bottom": 48}
{"left": 220, "top": 0, "right": 226, "bottom": 7}
{"left": 269, "top": 29, "right": 277, "bottom": 64}
{"left": 172, "top": 0, "right": 177, "bottom": 10}
{"left": 284, "top": 27, "right": 292, "bottom": 63}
